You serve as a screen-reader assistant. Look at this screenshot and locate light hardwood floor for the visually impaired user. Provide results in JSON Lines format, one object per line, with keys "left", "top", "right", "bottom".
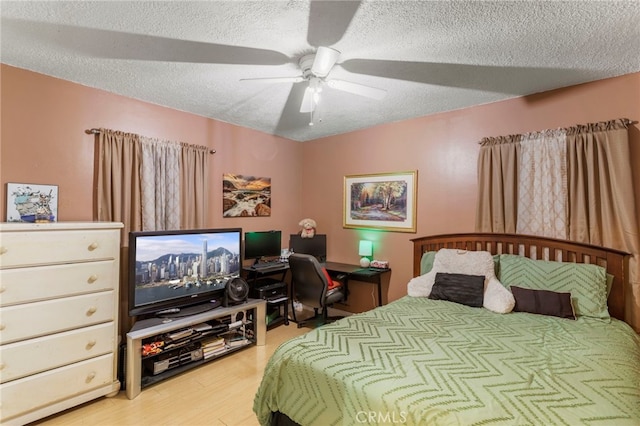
{"left": 33, "top": 324, "right": 308, "bottom": 426}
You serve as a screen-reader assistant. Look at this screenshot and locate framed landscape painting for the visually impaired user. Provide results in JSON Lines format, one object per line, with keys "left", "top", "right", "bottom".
{"left": 343, "top": 171, "right": 417, "bottom": 232}
{"left": 222, "top": 173, "right": 271, "bottom": 217}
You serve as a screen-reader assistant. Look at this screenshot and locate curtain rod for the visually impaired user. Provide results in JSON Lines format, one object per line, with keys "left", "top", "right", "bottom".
{"left": 85, "top": 128, "right": 216, "bottom": 154}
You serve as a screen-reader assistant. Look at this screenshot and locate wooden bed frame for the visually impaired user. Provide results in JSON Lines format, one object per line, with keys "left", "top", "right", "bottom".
{"left": 412, "top": 233, "right": 630, "bottom": 321}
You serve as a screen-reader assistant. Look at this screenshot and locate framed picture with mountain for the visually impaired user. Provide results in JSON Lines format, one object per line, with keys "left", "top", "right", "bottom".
{"left": 343, "top": 171, "right": 417, "bottom": 232}
{"left": 222, "top": 173, "right": 271, "bottom": 217}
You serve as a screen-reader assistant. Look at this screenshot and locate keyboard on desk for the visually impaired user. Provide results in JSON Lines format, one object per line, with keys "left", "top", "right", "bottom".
{"left": 252, "top": 261, "right": 286, "bottom": 271}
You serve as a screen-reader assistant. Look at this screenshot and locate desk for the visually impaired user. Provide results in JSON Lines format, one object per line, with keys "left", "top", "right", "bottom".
{"left": 243, "top": 262, "right": 391, "bottom": 309}
{"left": 242, "top": 265, "right": 289, "bottom": 328}
{"left": 322, "top": 262, "right": 391, "bottom": 307}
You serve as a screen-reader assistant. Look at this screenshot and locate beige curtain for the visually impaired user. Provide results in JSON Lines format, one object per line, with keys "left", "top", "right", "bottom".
{"left": 96, "top": 129, "right": 142, "bottom": 337}
{"left": 140, "top": 137, "right": 181, "bottom": 231}
{"left": 565, "top": 119, "right": 639, "bottom": 328}
{"left": 96, "top": 129, "right": 142, "bottom": 242}
{"left": 180, "top": 143, "right": 209, "bottom": 229}
{"left": 475, "top": 135, "right": 520, "bottom": 233}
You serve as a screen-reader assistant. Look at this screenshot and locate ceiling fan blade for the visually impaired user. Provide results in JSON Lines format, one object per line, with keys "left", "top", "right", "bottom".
{"left": 340, "top": 59, "right": 591, "bottom": 95}
{"left": 327, "top": 79, "right": 387, "bottom": 100}
{"left": 311, "top": 47, "right": 340, "bottom": 77}
{"left": 240, "top": 76, "right": 304, "bottom": 84}
{"left": 299, "top": 86, "right": 317, "bottom": 113}
{"left": 307, "top": 1, "right": 361, "bottom": 47}
{"left": 5, "top": 18, "right": 290, "bottom": 66}
{"left": 274, "top": 82, "right": 310, "bottom": 136}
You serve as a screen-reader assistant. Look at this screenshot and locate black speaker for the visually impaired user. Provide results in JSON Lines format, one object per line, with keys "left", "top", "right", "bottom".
{"left": 224, "top": 277, "right": 249, "bottom": 307}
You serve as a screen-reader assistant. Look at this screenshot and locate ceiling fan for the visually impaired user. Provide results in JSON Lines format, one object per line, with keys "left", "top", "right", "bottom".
{"left": 8, "top": 1, "right": 579, "bottom": 137}
{"left": 240, "top": 46, "right": 387, "bottom": 126}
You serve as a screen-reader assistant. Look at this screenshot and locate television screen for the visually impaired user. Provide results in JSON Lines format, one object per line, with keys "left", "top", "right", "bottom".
{"left": 128, "top": 228, "right": 242, "bottom": 317}
{"left": 289, "top": 234, "right": 327, "bottom": 262}
{"left": 244, "top": 230, "right": 282, "bottom": 261}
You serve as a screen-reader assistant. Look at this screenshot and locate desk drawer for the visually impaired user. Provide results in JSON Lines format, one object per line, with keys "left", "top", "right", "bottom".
{"left": 0, "top": 229, "right": 119, "bottom": 268}
{"left": 0, "top": 323, "right": 115, "bottom": 383}
{"left": 0, "top": 260, "right": 117, "bottom": 307}
{"left": 0, "top": 354, "right": 114, "bottom": 423}
{"left": 0, "top": 291, "right": 115, "bottom": 344}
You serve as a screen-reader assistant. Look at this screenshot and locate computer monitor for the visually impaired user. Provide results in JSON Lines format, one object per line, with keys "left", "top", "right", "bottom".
{"left": 244, "top": 230, "right": 282, "bottom": 262}
{"left": 289, "top": 234, "right": 327, "bottom": 262}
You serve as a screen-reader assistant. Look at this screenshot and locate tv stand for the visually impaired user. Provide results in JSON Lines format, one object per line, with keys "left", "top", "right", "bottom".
{"left": 156, "top": 300, "right": 223, "bottom": 319}
{"left": 126, "top": 298, "right": 266, "bottom": 399}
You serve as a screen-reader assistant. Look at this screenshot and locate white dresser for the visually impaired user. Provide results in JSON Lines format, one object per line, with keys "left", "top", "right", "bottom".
{"left": 0, "top": 222, "right": 123, "bottom": 425}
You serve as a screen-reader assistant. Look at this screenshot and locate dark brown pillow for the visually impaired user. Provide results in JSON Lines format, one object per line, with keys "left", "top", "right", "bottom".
{"left": 429, "top": 273, "right": 485, "bottom": 307}
{"left": 510, "top": 286, "right": 576, "bottom": 320}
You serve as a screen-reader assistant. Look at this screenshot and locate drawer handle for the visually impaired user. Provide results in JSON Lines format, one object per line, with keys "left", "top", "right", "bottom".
{"left": 88, "top": 242, "right": 99, "bottom": 251}
{"left": 86, "top": 306, "right": 98, "bottom": 316}
{"left": 86, "top": 371, "right": 96, "bottom": 383}
{"left": 0, "top": 247, "right": 7, "bottom": 255}
{"left": 87, "top": 275, "right": 99, "bottom": 284}
{"left": 86, "top": 339, "right": 97, "bottom": 349}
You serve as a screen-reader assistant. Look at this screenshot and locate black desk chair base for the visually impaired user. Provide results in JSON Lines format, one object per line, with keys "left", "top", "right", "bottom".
{"left": 294, "top": 306, "right": 343, "bottom": 328}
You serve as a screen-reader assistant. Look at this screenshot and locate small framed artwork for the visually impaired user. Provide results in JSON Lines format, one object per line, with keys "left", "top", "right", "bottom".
{"left": 343, "top": 171, "right": 417, "bottom": 233}
{"left": 222, "top": 173, "right": 271, "bottom": 217}
{"left": 6, "top": 182, "right": 59, "bottom": 223}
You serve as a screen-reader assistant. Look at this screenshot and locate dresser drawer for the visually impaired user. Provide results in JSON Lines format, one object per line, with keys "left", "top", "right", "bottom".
{"left": 0, "top": 291, "right": 115, "bottom": 344}
{"left": 0, "top": 354, "right": 114, "bottom": 423}
{"left": 0, "top": 260, "right": 117, "bottom": 307}
{"left": 0, "top": 322, "right": 115, "bottom": 384}
{"left": 0, "top": 229, "right": 119, "bottom": 268}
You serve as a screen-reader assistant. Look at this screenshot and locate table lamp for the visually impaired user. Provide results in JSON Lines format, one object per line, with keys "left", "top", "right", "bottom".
{"left": 359, "top": 240, "right": 373, "bottom": 268}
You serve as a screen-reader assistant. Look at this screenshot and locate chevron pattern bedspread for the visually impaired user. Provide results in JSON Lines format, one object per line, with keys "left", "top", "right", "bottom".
{"left": 254, "top": 296, "right": 640, "bottom": 426}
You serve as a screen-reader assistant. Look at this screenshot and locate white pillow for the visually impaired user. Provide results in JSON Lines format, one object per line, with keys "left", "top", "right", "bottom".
{"left": 408, "top": 249, "right": 514, "bottom": 314}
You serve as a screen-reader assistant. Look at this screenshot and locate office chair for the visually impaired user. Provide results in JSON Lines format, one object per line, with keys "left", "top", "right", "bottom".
{"left": 288, "top": 253, "right": 347, "bottom": 328}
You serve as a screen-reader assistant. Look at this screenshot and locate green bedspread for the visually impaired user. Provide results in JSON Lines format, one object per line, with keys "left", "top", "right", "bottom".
{"left": 254, "top": 296, "right": 640, "bottom": 426}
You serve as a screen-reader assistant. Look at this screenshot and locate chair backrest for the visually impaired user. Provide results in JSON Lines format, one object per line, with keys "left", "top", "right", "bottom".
{"left": 289, "top": 234, "right": 327, "bottom": 262}
{"left": 288, "top": 253, "right": 329, "bottom": 309}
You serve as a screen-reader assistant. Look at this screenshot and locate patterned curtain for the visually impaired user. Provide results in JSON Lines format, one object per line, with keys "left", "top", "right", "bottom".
{"left": 140, "top": 137, "right": 181, "bottom": 231}
{"left": 516, "top": 129, "right": 567, "bottom": 239}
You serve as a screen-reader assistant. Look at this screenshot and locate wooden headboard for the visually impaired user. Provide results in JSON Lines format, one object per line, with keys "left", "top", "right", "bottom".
{"left": 411, "top": 233, "right": 630, "bottom": 321}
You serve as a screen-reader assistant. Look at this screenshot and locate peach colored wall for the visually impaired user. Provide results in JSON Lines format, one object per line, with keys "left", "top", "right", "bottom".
{"left": 0, "top": 65, "right": 304, "bottom": 237}
{"left": 302, "top": 73, "right": 640, "bottom": 319}
{"left": 2, "top": 65, "right": 639, "bottom": 327}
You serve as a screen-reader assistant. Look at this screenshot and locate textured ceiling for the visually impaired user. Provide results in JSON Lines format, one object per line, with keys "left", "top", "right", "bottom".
{"left": 2, "top": 1, "right": 639, "bottom": 142}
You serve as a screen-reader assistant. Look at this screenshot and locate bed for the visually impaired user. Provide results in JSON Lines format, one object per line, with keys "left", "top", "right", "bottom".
{"left": 253, "top": 233, "right": 640, "bottom": 425}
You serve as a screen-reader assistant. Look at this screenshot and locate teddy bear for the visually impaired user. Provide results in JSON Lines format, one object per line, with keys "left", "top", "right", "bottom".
{"left": 298, "top": 218, "right": 317, "bottom": 238}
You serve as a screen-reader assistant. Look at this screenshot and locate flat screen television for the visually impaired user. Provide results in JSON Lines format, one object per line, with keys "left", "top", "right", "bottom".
{"left": 289, "top": 234, "right": 327, "bottom": 262}
{"left": 128, "top": 228, "right": 242, "bottom": 317}
{"left": 244, "top": 230, "right": 281, "bottom": 263}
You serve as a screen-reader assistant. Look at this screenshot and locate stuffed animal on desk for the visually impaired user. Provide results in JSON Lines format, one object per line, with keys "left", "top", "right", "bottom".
{"left": 298, "top": 218, "right": 317, "bottom": 238}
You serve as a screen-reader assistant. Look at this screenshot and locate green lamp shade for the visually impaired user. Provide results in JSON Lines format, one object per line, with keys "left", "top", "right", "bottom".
{"left": 359, "top": 240, "right": 373, "bottom": 267}
{"left": 358, "top": 240, "right": 373, "bottom": 256}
